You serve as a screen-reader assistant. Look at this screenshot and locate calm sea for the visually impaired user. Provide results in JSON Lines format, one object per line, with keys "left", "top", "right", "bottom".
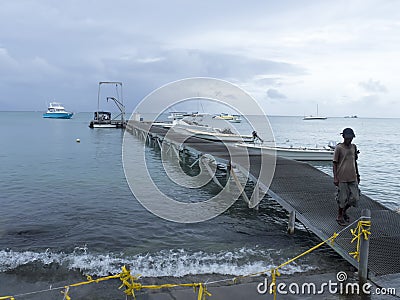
{"left": 0, "top": 112, "right": 399, "bottom": 284}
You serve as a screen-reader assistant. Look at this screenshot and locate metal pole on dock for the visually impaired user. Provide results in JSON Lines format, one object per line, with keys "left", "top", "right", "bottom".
{"left": 359, "top": 208, "right": 371, "bottom": 285}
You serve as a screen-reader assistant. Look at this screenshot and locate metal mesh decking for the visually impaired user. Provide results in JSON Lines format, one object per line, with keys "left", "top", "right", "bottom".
{"left": 129, "top": 121, "right": 400, "bottom": 277}
{"left": 268, "top": 157, "right": 400, "bottom": 276}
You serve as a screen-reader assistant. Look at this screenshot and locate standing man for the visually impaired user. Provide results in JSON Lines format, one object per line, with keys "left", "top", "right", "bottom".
{"left": 333, "top": 128, "right": 360, "bottom": 226}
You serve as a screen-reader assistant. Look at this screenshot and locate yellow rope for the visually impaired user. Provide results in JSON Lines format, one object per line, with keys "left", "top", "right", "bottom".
{"left": 270, "top": 268, "right": 280, "bottom": 300}
{"left": 268, "top": 232, "right": 339, "bottom": 299}
{"left": 349, "top": 220, "right": 371, "bottom": 261}
{"left": 116, "top": 265, "right": 212, "bottom": 300}
{"left": 0, "top": 265, "right": 211, "bottom": 300}
{"left": 0, "top": 227, "right": 350, "bottom": 300}
{"left": 61, "top": 287, "right": 71, "bottom": 300}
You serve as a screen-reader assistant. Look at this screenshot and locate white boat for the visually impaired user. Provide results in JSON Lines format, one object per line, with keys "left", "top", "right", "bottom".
{"left": 167, "top": 114, "right": 253, "bottom": 143}
{"left": 303, "top": 104, "right": 327, "bottom": 120}
{"left": 303, "top": 116, "right": 327, "bottom": 120}
{"left": 43, "top": 102, "right": 73, "bottom": 119}
{"left": 236, "top": 143, "right": 335, "bottom": 161}
{"left": 185, "top": 128, "right": 254, "bottom": 143}
{"left": 167, "top": 112, "right": 194, "bottom": 120}
{"left": 213, "top": 113, "right": 242, "bottom": 123}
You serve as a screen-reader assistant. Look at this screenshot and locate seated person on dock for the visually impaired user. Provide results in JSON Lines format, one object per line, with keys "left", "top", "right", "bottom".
{"left": 333, "top": 128, "right": 360, "bottom": 226}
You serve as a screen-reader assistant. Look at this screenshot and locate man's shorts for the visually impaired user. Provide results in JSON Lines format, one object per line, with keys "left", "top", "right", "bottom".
{"left": 335, "top": 181, "right": 360, "bottom": 208}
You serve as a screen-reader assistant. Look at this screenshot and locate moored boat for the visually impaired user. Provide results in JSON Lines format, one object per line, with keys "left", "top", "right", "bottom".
{"left": 213, "top": 113, "right": 242, "bottom": 123}
{"left": 43, "top": 102, "right": 73, "bottom": 119}
{"left": 89, "top": 81, "right": 126, "bottom": 129}
{"left": 236, "top": 143, "right": 334, "bottom": 161}
{"left": 165, "top": 114, "right": 252, "bottom": 142}
{"left": 89, "top": 111, "right": 123, "bottom": 128}
{"left": 303, "top": 104, "right": 327, "bottom": 120}
{"left": 185, "top": 128, "right": 254, "bottom": 143}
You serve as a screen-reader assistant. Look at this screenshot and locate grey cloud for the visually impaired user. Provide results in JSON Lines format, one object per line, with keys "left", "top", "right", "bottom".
{"left": 267, "top": 88, "right": 287, "bottom": 99}
{"left": 254, "top": 77, "right": 282, "bottom": 86}
{"left": 101, "top": 49, "right": 305, "bottom": 82}
{"left": 359, "top": 79, "right": 387, "bottom": 93}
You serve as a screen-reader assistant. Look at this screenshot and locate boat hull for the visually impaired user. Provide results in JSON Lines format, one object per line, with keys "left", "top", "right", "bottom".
{"left": 237, "top": 144, "right": 334, "bottom": 161}
{"left": 91, "top": 123, "right": 118, "bottom": 128}
{"left": 303, "top": 116, "right": 327, "bottom": 120}
{"left": 187, "top": 129, "right": 254, "bottom": 143}
{"left": 43, "top": 112, "right": 73, "bottom": 119}
{"left": 88, "top": 119, "right": 126, "bottom": 128}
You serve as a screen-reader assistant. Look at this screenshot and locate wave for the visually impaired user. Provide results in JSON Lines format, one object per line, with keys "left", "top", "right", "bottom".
{"left": 0, "top": 247, "right": 316, "bottom": 277}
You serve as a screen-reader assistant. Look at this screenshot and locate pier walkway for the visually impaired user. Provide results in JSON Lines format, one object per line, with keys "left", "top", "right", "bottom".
{"left": 126, "top": 121, "right": 400, "bottom": 285}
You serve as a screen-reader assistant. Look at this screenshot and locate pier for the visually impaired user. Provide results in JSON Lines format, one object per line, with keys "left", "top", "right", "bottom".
{"left": 126, "top": 120, "right": 400, "bottom": 288}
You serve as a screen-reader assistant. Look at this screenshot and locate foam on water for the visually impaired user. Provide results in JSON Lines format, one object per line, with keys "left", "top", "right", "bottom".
{"left": 0, "top": 247, "right": 316, "bottom": 277}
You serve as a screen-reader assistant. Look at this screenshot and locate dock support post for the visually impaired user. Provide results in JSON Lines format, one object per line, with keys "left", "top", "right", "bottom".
{"left": 287, "top": 211, "right": 296, "bottom": 234}
{"left": 201, "top": 156, "right": 224, "bottom": 189}
{"left": 226, "top": 162, "right": 231, "bottom": 180}
{"left": 180, "top": 150, "right": 186, "bottom": 164}
{"left": 156, "top": 137, "right": 163, "bottom": 149}
{"left": 224, "top": 162, "right": 231, "bottom": 192}
{"left": 230, "top": 167, "right": 251, "bottom": 207}
{"left": 359, "top": 208, "right": 371, "bottom": 286}
{"left": 171, "top": 145, "right": 181, "bottom": 161}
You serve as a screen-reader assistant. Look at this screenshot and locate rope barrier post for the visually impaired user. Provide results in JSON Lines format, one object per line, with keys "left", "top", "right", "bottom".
{"left": 359, "top": 208, "right": 371, "bottom": 286}
{"left": 124, "top": 266, "right": 134, "bottom": 300}
{"left": 287, "top": 211, "right": 296, "bottom": 235}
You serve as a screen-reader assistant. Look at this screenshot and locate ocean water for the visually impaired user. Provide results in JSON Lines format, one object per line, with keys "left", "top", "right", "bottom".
{"left": 0, "top": 112, "right": 399, "bottom": 290}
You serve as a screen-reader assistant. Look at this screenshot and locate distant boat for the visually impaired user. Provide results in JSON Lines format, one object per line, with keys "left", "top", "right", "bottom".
{"left": 167, "top": 112, "right": 194, "bottom": 120}
{"left": 213, "top": 113, "right": 242, "bottom": 123}
{"left": 43, "top": 102, "right": 73, "bottom": 119}
{"left": 303, "top": 104, "right": 327, "bottom": 120}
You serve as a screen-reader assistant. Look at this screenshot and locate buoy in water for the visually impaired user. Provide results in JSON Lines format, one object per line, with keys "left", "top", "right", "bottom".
{"left": 76, "top": 138, "right": 80, "bottom": 143}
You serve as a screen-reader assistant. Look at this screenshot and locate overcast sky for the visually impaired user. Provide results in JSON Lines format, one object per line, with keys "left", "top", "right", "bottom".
{"left": 1, "top": 0, "right": 399, "bottom": 117}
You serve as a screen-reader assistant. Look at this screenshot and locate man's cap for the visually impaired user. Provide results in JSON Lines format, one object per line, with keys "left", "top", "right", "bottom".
{"left": 341, "top": 127, "right": 355, "bottom": 138}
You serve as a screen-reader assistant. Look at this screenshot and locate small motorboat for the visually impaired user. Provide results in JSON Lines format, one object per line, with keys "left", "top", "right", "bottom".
{"left": 236, "top": 143, "right": 335, "bottom": 161}
{"left": 89, "top": 111, "right": 120, "bottom": 128}
{"left": 169, "top": 114, "right": 252, "bottom": 143}
{"left": 43, "top": 102, "right": 73, "bottom": 119}
{"left": 185, "top": 128, "right": 254, "bottom": 143}
{"left": 213, "top": 113, "right": 242, "bottom": 123}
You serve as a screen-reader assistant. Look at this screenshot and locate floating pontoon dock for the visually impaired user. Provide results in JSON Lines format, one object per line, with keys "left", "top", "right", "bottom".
{"left": 126, "top": 120, "right": 400, "bottom": 288}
